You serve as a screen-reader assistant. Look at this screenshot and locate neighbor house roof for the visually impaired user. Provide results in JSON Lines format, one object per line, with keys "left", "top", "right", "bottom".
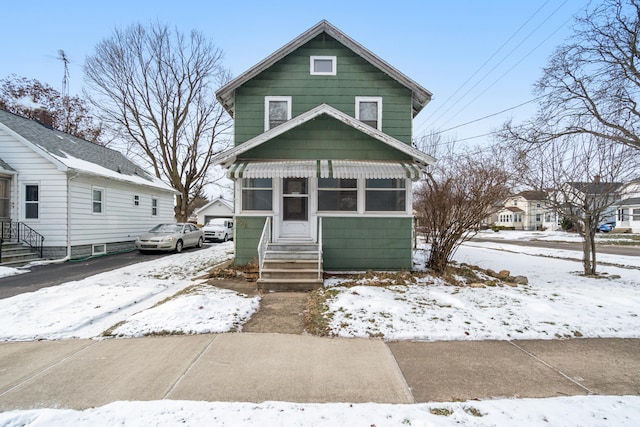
{"left": 617, "top": 197, "right": 640, "bottom": 207}
{"left": 516, "top": 190, "right": 547, "bottom": 201}
{"left": 194, "top": 196, "right": 234, "bottom": 214}
{"left": 216, "top": 20, "right": 432, "bottom": 118}
{"left": 0, "top": 109, "right": 176, "bottom": 193}
{"left": 0, "top": 157, "right": 16, "bottom": 174}
{"left": 212, "top": 103, "right": 436, "bottom": 170}
{"left": 565, "top": 181, "right": 623, "bottom": 195}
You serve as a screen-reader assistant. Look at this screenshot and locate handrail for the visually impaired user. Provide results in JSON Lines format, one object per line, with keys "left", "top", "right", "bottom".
{"left": 1, "top": 220, "right": 45, "bottom": 260}
{"left": 317, "top": 216, "right": 323, "bottom": 280}
{"left": 257, "top": 216, "right": 272, "bottom": 280}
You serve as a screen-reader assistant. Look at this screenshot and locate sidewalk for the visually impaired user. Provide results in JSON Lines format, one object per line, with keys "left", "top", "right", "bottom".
{"left": 0, "top": 334, "right": 638, "bottom": 411}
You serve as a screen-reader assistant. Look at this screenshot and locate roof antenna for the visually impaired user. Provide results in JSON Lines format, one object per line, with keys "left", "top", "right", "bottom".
{"left": 57, "top": 49, "right": 70, "bottom": 132}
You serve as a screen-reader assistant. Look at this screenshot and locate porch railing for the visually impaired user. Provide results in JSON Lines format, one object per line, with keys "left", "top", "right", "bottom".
{"left": 257, "top": 216, "right": 272, "bottom": 280}
{"left": 1, "top": 221, "right": 45, "bottom": 262}
{"left": 317, "top": 216, "right": 323, "bottom": 280}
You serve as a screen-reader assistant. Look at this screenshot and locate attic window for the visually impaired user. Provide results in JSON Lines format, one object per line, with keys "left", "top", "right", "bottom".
{"left": 310, "top": 56, "right": 336, "bottom": 75}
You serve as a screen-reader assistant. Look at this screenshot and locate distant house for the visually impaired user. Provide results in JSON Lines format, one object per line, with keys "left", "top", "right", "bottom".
{"left": 614, "top": 179, "right": 640, "bottom": 233}
{"left": 0, "top": 109, "right": 177, "bottom": 260}
{"left": 193, "top": 197, "right": 234, "bottom": 225}
{"left": 494, "top": 190, "right": 548, "bottom": 230}
{"left": 212, "top": 20, "right": 435, "bottom": 288}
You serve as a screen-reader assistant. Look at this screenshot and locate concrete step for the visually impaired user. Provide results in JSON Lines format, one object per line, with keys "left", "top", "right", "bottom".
{"left": 260, "top": 268, "right": 320, "bottom": 280}
{"left": 257, "top": 278, "right": 323, "bottom": 292}
{"left": 263, "top": 259, "right": 319, "bottom": 270}
{"left": 267, "top": 243, "right": 319, "bottom": 252}
{"left": 1, "top": 242, "right": 42, "bottom": 267}
{"left": 265, "top": 251, "right": 319, "bottom": 260}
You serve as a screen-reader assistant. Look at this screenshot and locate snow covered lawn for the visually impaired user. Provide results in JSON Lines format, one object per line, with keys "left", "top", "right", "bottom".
{"left": 0, "top": 242, "right": 259, "bottom": 341}
{"left": 320, "top": 237, "right": 640, "bottom": 341}
{"left": 1, "top": 396, "right": 639, "bottom": 426}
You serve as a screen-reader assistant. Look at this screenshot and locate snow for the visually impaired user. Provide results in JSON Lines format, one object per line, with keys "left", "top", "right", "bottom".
{"left": 1, "top": 396, "right": 639, "bottom": 426}
{"left": 0, "top": 230, "right": 639, "bottom": 425}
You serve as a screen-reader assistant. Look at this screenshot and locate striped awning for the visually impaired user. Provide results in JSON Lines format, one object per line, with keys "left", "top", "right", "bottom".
{"left": 228, "top": 160, "right": 423, "bottom": 180}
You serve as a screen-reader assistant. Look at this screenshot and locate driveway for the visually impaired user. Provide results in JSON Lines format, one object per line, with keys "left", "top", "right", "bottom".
{"left": 0, "top": 246, "right": 209, "bottom": 300}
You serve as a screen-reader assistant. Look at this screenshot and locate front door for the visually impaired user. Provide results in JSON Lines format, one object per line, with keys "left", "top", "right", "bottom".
{"left": 279, "top": 177, "right": 310, "bottom": 239}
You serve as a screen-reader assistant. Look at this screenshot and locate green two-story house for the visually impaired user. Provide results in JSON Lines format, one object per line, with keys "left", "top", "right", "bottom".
{"left": 213, "top": 20, "right": 435, "bottom": 289}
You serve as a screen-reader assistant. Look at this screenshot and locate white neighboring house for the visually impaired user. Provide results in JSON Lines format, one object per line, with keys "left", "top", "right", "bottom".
{"left": 494, "top": 191, "right": 549, "bottom": 231}
{"left": 615, "top": 179, "right": 640, "bottom": 233}
{"left": 0, "top": 109, "right": 177, "bottom": 260}
{"left": 193, "top": 197, "right": 233, "bottom": 225}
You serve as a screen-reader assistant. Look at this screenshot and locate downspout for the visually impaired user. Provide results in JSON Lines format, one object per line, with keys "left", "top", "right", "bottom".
{"left": 48, "top": 171, "right": 79, "bottom": 263}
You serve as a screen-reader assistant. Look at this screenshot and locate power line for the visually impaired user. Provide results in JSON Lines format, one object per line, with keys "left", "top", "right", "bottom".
{"left": 413, "top": 1, "right": 553, "bottom": 136}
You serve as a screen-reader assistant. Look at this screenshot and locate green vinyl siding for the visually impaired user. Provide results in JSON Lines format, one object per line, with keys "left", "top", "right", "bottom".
{"left": 234, "top": 216, "right": 268, "bottom": 265}
{"left": 321, "top": 217, "right": 412, "bottom": 270}
{"left": 240, "top": 115, "right": 411, "bottom": 161}
{"left": 234, "top": 34, "right": 413, "bottom": 146}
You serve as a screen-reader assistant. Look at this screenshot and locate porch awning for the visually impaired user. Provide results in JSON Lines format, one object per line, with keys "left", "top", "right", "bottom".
{"left": 227, "top": 160, "right": 423, "bottom": 180}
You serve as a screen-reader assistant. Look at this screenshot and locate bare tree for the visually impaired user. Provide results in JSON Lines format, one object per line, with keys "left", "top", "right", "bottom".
{"left": 511, "top": 134, "right": 639, "bottom": 275}
{"left": 414, "top": 136, "right": 512, "bottom": 273}
{"left": 84, "top": 22, "right": 232, "bottom": 221}
{"left": 501, "top": 0, "right": 640, "bottom": 150}
{"left": 0, "top": 75, "right": 103, "bottom": 143}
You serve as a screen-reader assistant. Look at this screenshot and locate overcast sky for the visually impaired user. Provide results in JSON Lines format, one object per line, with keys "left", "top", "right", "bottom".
{"left": 1, "top": 0, "right": 589, "bottom": 150}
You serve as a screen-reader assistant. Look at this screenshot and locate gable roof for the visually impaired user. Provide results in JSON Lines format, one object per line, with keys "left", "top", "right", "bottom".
{"left": 0, "top": 157, "right": 16, "bottom": 174}
{"left": 194, "top": 196, "right": 234, "bottom": 214}
{"left": 0, "top": 109, "right": 176, "bottom": 193}
{"left": 565, "top": 181, "right": 623, "bottom": 195}
{"left": 216, "top": 20, "right": 432, "bottom": 118}
{"left": 211, "top": 103, "right": 436, "bottom": 169}
{"left": 515, "top": 190, "right": 547, "bottom": 201}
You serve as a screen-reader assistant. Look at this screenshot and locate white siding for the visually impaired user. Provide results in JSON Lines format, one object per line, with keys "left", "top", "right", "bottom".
{"left": 0, "top": 128, "right": 176, "bottom": 248}
{"left": 0, "top": 129, "right": 69, "bottom": 246}
{"left": 69, "top": 175, "right": 175, "bottom": 246}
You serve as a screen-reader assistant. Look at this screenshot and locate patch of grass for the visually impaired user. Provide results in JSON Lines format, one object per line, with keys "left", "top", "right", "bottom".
{"left": 304, "top": 288, "right": 339, "bottom": 337}
{"left": 464, "top": 407, "right": 484, "bottom": 417}
{"left": 430, "top": 407, "right": 453, "bottom": 416}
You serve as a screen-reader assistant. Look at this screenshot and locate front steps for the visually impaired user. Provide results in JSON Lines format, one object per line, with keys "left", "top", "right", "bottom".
{"left": 0, "top": 241, "right": 42, "bottom": 267}
{"left": 257, "top": 243, "right": 323, "bottom": 291}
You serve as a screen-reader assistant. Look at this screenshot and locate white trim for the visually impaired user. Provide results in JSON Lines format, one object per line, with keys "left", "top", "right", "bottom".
{"left": 213, "top": 104, "right": 436, "bottom": 168}
{"left": 310, "top": 55, "right": 337, "bottom": 75}
{"left": 92, "top": 243, "right": 107, "bottom": 256}
{"left": 264, "top": 96, "right": 292, "bottom": 131}
{"left": 92, "top": 186, "right": 104, "bottom": 215}
{"left": 216, "top": 20, "right": 432, "bottom": 118}
{"left": 355, "top": 96, "right": 383, "bottom": 131}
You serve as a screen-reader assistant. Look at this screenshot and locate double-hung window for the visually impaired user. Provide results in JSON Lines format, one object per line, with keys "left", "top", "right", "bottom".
{"left": 318, "top": 178, "right": 357, "bottom": 211}
{"left": 355, "top": 97, "right": 382, "bottom": 130}
{"left": 365, "top": 179, "right": 406, "bottom": 212}
{"left": 265, "top": 96, "right": 291, "bottom": 131}
{"left": 310, "top": 56, "right": 336, "bottom": 75}
{"left": 242, "top": 178, "right": 272, "bottom": 211}
{"left": 92, "top": 187, "right": 104, "bottom": 214}
{"left": 25, "top": 184, "right": 39, "bottom": 219}
{"left": 151, "top": 198, "right": 158, "bottom": 216}
{"left": 633, "top": 208, "right": 640, "bottom": 221}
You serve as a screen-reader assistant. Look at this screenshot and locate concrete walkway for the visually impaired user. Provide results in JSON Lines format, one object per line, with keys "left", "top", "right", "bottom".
{"left": 0, "top": 335, "right": 638, "bottom": 411}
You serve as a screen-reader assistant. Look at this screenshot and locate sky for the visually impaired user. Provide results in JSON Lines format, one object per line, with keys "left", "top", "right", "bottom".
{"left": 1, "top": 0, "right": 589, "bottom": 150}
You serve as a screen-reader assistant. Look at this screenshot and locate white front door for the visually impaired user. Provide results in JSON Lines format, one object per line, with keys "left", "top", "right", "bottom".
{"left": 279, "top": 177, "right": 311, "bottom": 240}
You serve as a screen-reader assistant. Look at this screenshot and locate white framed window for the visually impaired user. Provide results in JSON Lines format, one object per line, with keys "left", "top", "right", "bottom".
{"left": 355, "top": 97, "right": 382, "bottom": 130}
{"left": 25, "top": 184, "right": 39, "bottom": 219}
{"left": 365, "top": 178, "right": 406, "bottom": 212}
{"left": 92, "top": 187, "right": 104, "bottom": 214}
{"left": 633, "top": 208, "right": 640, "bottom": 221}
{"left": 151, "top": 198, "right": 158, "bottom": 216}
{"left": 318, "top": 178, "right": 357, "bottom": 212}
{"left": 242, "top": 178, "right": 273, "bottom": 211}
{"left": 310, "top": 55, "right": 337, "bottom": 75}
{"left": 265, "top": 96, "right": 292, "bottom": 131}
{"left": 92, "top": 244, "right": 106, "bottom": 256}
{"left": 133, "top": 194, "right": 140, "bottom": 206}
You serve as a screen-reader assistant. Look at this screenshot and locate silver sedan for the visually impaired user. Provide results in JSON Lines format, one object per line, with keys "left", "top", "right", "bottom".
{"left": 135, "top": 223, "right": 204, "bottom": 253}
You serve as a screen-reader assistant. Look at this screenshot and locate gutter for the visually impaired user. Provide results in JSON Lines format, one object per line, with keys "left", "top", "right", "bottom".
{"left": 47, "top": 171, "right": 79, "bottom": 263}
